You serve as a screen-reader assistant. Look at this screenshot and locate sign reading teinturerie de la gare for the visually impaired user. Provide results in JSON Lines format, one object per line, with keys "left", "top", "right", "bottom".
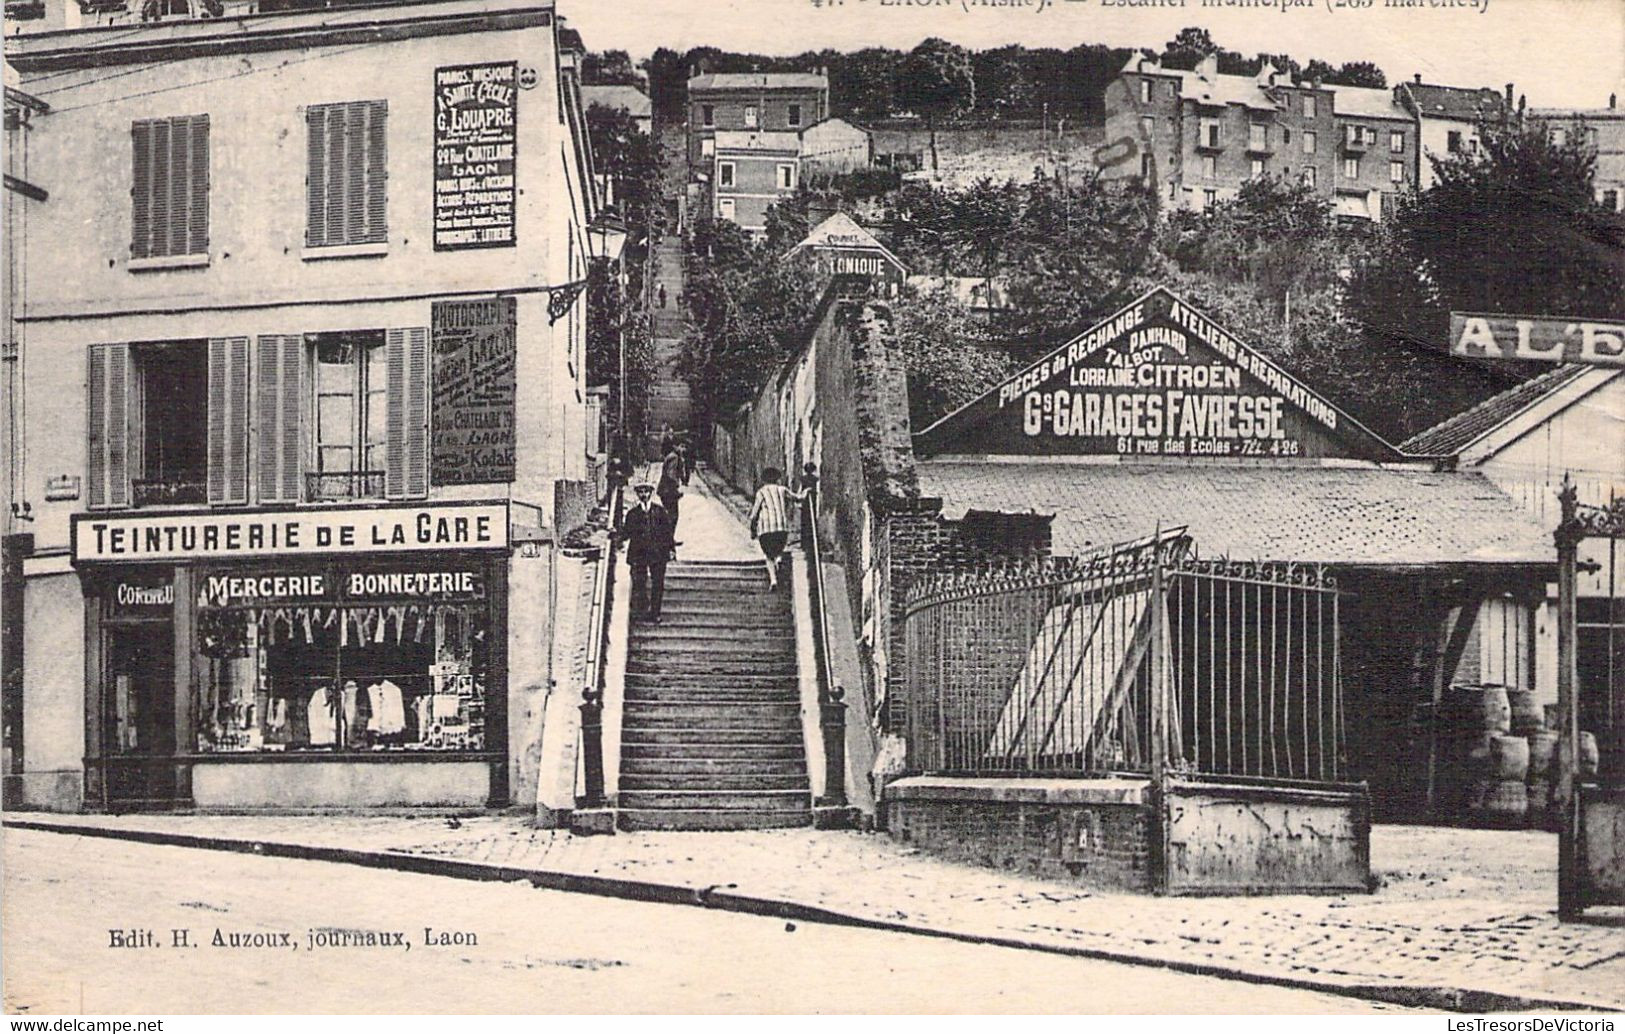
{"left": 71, "top": 503, "right": 510, "bottom": 564}
{"left": 434, "top": 61, "right": 518, "bottom": 250}
{"left": 432, "top": 297, "right": 517, "bottom": 485}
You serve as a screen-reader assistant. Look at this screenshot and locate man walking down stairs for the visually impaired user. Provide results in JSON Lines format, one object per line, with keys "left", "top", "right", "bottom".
{"left": 617, "top": 468, "right": 813, "bottom": 831}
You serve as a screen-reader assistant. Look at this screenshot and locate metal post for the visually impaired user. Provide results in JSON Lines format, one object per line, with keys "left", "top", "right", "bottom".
{"left": 1149, "top": 539, "right": 1169, "bottom": 895}
{"left": 817, "top": 686, "right": 849, "bottom": 811}
{"left": 578, "top": 686, "right": 606, "bottom": 810}
{"left": 1555, "top": 477, "right": 1581, "bottom": 920}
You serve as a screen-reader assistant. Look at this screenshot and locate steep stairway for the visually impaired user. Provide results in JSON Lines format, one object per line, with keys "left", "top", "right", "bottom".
{"left": 646, "top": 233, "right": 692, "bottom": 446}
{"left": 618, "top": 559, "right": 812, "bottom": 831}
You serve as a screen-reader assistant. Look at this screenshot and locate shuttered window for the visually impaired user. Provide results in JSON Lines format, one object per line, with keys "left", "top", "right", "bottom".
{"left": 206, "top": 336, "right": 250, "bottom": 506}
{"left": 384, "top": 327, "right": 429, "bottom": 500}
{"left": 254, "top": 334, "right": 306, "bottom": 504}
{"left": 131, "top": 115, "right": 209, "bottom": 260}
{"left": 86, "top": 343, "right": 130, "bottom": 509}
{"left": 306, "top": 100, "right": 388, "bottom": 248}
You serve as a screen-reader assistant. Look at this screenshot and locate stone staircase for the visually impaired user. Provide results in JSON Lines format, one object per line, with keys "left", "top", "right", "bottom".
{"left": 645, "top": 233, "right": 692, "bottom": 447}
{"left": 618, "top": 559, "right": 812, "bottom": 831}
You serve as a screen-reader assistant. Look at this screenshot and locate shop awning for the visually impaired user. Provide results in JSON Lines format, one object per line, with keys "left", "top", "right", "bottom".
{"left": 918, "top": 461, "right": 1555, "bottom": 567}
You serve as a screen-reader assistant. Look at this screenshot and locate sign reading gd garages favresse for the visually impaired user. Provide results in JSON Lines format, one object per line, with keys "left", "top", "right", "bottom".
{"left": 73, "top": 504, "right": 509, "bottom": 564}
{"left": 1451, "top": 313, "right": 1625, "bottom": 367}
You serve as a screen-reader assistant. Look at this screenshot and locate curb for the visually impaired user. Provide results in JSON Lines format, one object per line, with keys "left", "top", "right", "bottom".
{"left": 5, "top": 817, "right": 1612, "bottom": 1014}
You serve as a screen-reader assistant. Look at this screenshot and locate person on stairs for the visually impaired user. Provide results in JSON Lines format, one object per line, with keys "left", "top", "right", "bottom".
{"left": 622, "top": 480, "right": 676, "bottom": 622}
{"left": 658, "top": 439, "right": 685, "bottom": 541}
{"left": 748, "top": 467, "right": 809, "bottom": 591}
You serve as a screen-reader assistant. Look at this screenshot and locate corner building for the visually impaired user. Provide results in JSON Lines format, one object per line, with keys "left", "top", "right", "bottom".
{"left": 3, "top": 0, "right": 601, "bottom": 812}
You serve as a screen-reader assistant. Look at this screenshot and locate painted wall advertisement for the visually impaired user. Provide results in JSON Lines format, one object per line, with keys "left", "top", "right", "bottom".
{"left": 928, "top": 290, "right": 1376, "bottom": 461}
{"left": 434, "top": 62, "right": 518, "bottom": 250}
{"left": 432, "top": 297, "right": 517, "bottom": 485}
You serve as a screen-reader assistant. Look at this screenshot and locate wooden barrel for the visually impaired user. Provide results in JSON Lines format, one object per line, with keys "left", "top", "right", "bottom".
{"left": 1527, "top": 730, "right": 1559, "bottom": 778}
{"left": 1489, "top": 735, "right": 1529, "bottom": 781}
{"left": 1507, "top": 689, "right": 1542, "bottom": 734}
{"left": 1455, "top": 685, "right": 1512, "bottom": 734}
{"left": 1526, "top": 778, "right": 1551, "bottom": 829}
{"left": 1579, "top": 731, "right": 1600, "bottom": 777}
{"left": 1467, "top": 779, "right": 1527, "bottom": 827}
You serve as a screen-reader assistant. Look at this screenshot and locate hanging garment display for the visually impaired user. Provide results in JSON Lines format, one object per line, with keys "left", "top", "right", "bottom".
{"left": 307, "top": 687, "right": 337, "bottom": 746}
{"left": 367, "top": 680, "right": 407, "bottom": 735}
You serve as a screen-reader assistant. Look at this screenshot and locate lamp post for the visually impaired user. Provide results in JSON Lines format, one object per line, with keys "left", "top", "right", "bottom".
{"left": 586, "top": 213, "right": 630, "bottom": 440}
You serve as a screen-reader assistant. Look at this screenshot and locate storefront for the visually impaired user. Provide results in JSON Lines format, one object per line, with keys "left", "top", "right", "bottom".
{"left": 71, "top": 501, "right": 512, "bottom": 811}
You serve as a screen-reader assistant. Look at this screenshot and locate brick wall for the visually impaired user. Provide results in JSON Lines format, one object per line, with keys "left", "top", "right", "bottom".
{"left": 887, "top": 796, "right": 1153, "bottom": 891}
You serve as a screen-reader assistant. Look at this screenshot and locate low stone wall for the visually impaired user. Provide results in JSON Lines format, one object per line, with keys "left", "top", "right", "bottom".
{"left": 884, "top": 777, "right": 1154, "bottom": 892}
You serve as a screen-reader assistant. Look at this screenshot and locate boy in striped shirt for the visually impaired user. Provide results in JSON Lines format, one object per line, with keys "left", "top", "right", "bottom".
{"left": 747, "top": 467, "right": 808, "bottom": 590}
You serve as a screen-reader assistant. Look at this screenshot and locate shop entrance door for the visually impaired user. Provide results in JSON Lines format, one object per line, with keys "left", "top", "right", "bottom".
{"left": 102, "top": 623, "right": 178, "bottom": 810}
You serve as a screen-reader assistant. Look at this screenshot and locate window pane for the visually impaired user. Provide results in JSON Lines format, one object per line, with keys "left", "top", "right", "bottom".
{"left": 319, "top": 395, "right": 354, "bottom": 447}
{"left": 317, "top": 342, "right": 356, "bottom": 391}
{"left": 319, "top": 445, "right": 353, "bottom": 473}
{"left": 366, "top": 387, "right": 387, "bottom": 454}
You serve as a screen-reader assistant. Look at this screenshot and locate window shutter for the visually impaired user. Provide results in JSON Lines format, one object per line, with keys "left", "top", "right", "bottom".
{"left": 306, "top": 107, "right": 327, "bottom": 248}
{"left": 131, "top": 123, "right": 152, "bottom": 260}
{"left": 188, "top": 115, "right": 209, "bottom": 256}
{"left": 325, "top": 104, "right": 348, "bottom": 248}
{"left": 363, "top": 100, "right": 388, "bottom": 244}
{"left": 86, "top": 343, "right": 130, "bottom": 509}
{"left": 208, "top": 336, "right": 250, "bottom": 505}
{"left": 385, "top": 327, "right": 429, "bottom": 499}
{"left": 307, "top": 101, "right": 387, "bottom": 248}
{"left": 151, "top": 119, "right": 171, "bottom": 256}
{"left": 254, "top": 334, "right": 305, "bottom": 504}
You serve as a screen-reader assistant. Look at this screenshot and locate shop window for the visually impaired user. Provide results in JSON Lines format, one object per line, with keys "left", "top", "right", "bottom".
{"left": 718, "top": 161, "right": 735, "bottom": 188}
{"left": 305, "top": 100, "right": 388, "bottom": 249}
{"left": 131, "top": 341, "right": 208, "bottom": 507}
{"left": 788, "top": 103, "right": 801, "bottom": 127}
{"left": 131, "top": 114, "right": 209, "bottom": 262}
{"left": 310, "top": 333, "right": 386, "bottom": 501}
{"left": 194, "top": 567, "right": 490, "bottom": 755}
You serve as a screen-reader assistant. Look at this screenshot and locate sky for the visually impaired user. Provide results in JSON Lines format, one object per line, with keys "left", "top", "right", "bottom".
{"left": 561, "top": 0, "right": 1625, "bottom": 109}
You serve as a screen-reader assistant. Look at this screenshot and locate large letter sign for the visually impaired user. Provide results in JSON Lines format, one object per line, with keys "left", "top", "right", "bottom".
{"left": 1451, "top": 313, "right": 1625, "bottom": 368}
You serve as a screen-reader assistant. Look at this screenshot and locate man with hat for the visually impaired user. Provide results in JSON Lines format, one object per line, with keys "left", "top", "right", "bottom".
{"left": 621, "top": 479, "right": 676, "bottom": 622}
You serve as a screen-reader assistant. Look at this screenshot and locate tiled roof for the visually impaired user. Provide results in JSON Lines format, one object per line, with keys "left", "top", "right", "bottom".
{"left": 1332, "top": 85, "right": 1409, "bottom": 121}
{"left": 1405, "top": 83, "right": 1507, "bottom": 121}
{"left": 581, "top": 84, "right": 650, "bottom": 119}
{"left": 689, "top": 72, "right": 828, "bottom": 91}
{"left": 917, "top": 461, "right": 1553, "bottom": 565}
{"left": 1401, "top": 365, "right": 1594, "bottom": 456}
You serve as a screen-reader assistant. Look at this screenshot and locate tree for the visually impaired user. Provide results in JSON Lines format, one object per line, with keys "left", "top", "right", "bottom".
{"left": 896, "top": 38, "right": 975, "bottom": 174}
{"left": 973, "top": 45, "right": 1034, "bottom": 115}
{"left": 833, "top": 47, "right": 904, "bottom": 122}
{"left": 1329, "top": 61, "right": 1386, "bottom": 89}
{"left": 586, "top": 103, "right": 664, "bottom": 231}
{"left": 1161, "top": 26, "right": 1218, "bottom": 70}
{"left": 1301, "top": 58, "right": 1336, "bottom": 85}
{"left": 1342, "top": 118, "right": 1625, "bottom": 436}
{"left": 892, "top": 285, "right": 1017, "bottom": 427}
{"left": 642, "top": 47, "right": 688, "bottom": 121}
{"left": 583, "top": 50, "right": 638, "bottom": 86}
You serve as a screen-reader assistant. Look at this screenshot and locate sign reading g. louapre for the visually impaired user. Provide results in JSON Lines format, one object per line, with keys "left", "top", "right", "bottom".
{"left": 1450, "top": 313, "right": 1625, "bottom": 367}
{"left": 915, "top": 287, "right": 1398, "bottom": 462}
{"left": 72, "top": 503, "right": 510, "bottom": 564}
{"left": 434, "top": 61, "right": 518, "bottom": 250}
{"left": 432, "top": 297, "right": 517, "bottom": 485}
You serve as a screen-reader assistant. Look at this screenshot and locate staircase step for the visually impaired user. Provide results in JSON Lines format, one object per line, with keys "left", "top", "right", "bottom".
{"left": 622, "top": 727, "right": 803, "bottom": 745}
{"left": 618, "top": 789, "right": 811, "bottom": 811}
{"left": 617, "top": 808, "right": 813, "bottom": 832}
{"left": 620, "top": 772, "right": 809, "bottom": 791}
{"left": 633, "top": 626, "right": 795, "bottom": 642}
{"left": 625, "top": 699, "right": 798, "bottom": 718}
{"left": 626, "top": 663, "right": 798, "bottom": 678}
{"left": 638, "top": 613, "right": 789, "bottom": 630}
{"left": 618, "top": 757, "right": 807, "bottom": 776}
{"left": 625, "top": 690, "right": 799, "bottom": 705}
{"left": 625, "top": 672, "right": 801, "bottom": 689}
{"left": 621, "top": 741, "right": 805, "bottom": 760}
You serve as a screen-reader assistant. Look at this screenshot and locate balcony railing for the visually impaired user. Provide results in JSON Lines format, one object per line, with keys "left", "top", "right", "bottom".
{"left": 305, "top": 470, "right": 385, "bottom": 502}
{"left": 132, "top": 476, "right": 206, "bottom": 507}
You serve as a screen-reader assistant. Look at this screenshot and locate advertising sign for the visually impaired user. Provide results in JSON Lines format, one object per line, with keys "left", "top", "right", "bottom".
{"left": 919, "top": 288, "right": 1392, "bottom": 462}
{"left": 1450, "top": 313, "right": 1625, "bottom": 367}
{"left": 434, "top": 62, "right": 518, "bottom": 250}
{"left": 198, "top": 568, "right": 486, "bottom": 608}
{"left": 431, "top": 297, "right": 517, "bottom": 485}
{"left": 73, "top": 503, "right": 510, "bottom": 564}
{"left": 107, "top": 572, "right": 174, "bottom": 619}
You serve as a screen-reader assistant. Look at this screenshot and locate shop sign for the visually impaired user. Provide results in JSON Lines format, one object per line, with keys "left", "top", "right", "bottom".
{"left": 108, "top": 574, "right": 173, "bottom": 618}
{"left": 432, "top": 297, "right": 517, "bottom": 485}
{"left": 1450, "top": 313, "right": 1625, "bottom": 367}
{"left": 434, "top": 61, "right": 518, "bottom": 251}
{"left": 919, "top": 288, "right": 1392, "bottom": 461}
{"left": 44, "top": 474, "right": 81, "bottom": 501}
{"left": 198, "top": 568, "right": 485, "bottom": 608}
{"left": 73, "top": 503, "right": 509, "bottom": 564}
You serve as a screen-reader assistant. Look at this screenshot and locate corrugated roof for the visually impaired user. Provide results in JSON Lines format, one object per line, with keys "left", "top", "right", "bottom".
{"left": 917, "top": 461, "right": 1553, "bottom": 565}
{"left": 688, "top": 72, "right": 828, "bottom": 91}
{"left": 581, "top": 84, "right": 650, "bottom": 119}
{"left": 1401, "top": 364, "right": 1593, "bottom": 456}
{"left": 1405, "top": 83, "right": 1507, "bottom": 121}
{"left": 1332, "top": 84, "right": 1409, "bottom": 120}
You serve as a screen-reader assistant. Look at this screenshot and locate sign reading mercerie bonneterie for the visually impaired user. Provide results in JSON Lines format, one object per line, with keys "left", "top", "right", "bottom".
{"left": 434, "top": 62, "right": 518, "bottom": 251}
{"left": 72, "top": 504, "right": 510, "bottom": 564}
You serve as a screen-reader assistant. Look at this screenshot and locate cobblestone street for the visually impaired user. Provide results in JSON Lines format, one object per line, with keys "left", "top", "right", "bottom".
{"left": 7, "top": 812, "right": 1621, "bottom": 1010}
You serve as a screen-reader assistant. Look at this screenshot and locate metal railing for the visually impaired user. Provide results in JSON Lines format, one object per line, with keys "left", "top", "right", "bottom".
{"left": 576, "top": 484, "right": 624, "bottom": 812}
{"left": 306, "top": 470, "right": 384, "bottom": 502}
{"left": 132, "top": 475, "right": 206, "bottom": 507}
{"left": 900, "top": 534, "right": 1346, "bottom": 784}
{"left": 801, "top": 466, "right": 848, "bottom": 815}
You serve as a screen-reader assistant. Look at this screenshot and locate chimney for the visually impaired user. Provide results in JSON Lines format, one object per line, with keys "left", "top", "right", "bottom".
{"left": 1611, "top": 93, "right": 1618, "bottom": 110}
{"left": 1505, "top": 82, "right": 1514, "bottom": 107}
{"left": 1197, "top": 53, "right": 1219, "bottom": 80}
{"left": 1414, "top": 73, "right": 1422, "bottom": 84}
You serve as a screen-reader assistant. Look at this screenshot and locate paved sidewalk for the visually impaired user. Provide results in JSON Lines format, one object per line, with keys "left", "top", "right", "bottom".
{"left": 5, "top": 811, "right": 1619, "bottom": 1011}
{"left": 634, "top": 461, "right": 758, "bottom": 562}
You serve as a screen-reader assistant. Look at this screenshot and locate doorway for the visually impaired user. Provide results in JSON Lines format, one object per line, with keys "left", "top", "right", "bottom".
{"left": 101, "top": 623, "right": 177, "bottom": 809}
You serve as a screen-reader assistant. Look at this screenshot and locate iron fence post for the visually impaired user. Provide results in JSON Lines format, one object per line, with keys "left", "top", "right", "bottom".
{"left": 818, "top": 686, "right": 849, "bottom": 809}
{"left": 578, "top": 687, "right": 606, "bottom": 810}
